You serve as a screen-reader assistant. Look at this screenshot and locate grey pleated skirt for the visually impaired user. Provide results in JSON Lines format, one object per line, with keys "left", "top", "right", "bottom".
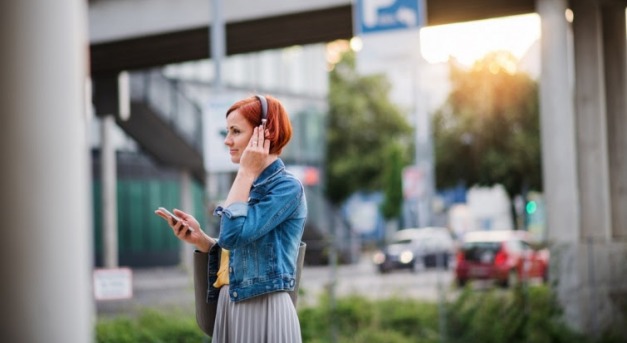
{"left": 212, "top": 285, "right": 302, "bottom": 343}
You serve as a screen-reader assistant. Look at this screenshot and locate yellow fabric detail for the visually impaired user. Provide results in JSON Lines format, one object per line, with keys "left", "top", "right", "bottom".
{"left": 213, "top": 249, "right": 230, "bottom": 288}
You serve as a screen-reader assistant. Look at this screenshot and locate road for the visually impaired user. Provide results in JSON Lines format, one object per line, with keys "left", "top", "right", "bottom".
{"left": 298, "top": 253, "right": 455, "bottom": 307}
{"left": 96, "top": 253, "right": 456, "bottom": 317}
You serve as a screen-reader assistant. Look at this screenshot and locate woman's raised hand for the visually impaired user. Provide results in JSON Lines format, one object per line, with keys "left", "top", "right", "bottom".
{"left": 240, "top": 125, "right": 270, "bottom": 176}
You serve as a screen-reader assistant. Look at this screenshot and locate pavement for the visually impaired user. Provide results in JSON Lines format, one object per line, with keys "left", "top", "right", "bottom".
{"left": 96, "top": 266, "right": 197, "bottom": 318}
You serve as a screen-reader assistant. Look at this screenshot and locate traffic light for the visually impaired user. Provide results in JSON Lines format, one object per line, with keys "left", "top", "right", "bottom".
{"left": 526, "top": 200, "right": 537, "bottom": 215}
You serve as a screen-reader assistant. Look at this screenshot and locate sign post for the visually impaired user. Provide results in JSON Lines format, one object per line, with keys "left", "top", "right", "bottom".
{"left": 93, "top": 267, "right": 133, "bottom": 301}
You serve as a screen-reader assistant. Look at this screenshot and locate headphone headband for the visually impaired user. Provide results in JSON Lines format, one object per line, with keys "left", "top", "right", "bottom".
{"left": 255, "top": 94, "right": 268, "bottom": 125}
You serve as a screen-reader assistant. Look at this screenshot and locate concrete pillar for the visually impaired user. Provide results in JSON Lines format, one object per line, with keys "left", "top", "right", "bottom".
{"left": 93, "top": 73, "right": 127, "bottom": 268}
{"left": 0, "top": 0, "right": 93, "bottom": 342}
{"left": 602, "top": 6, "right": 627, "bottom": 239}
{"left": 572, "top": 0, "right": 612, "bottom": 241}
{"left": 600, "top": 5, "right": 627, "bottom": 339}
{"left": 101, "top": 115, "right": 118, "bottom": 268}
{"left": 569, "top": 0, "right": 625, "bottom": 337}
{"left": 537, "top": 0, "right": 580, "bottom": 243}
{"left": 211, "top": 0, "right": 226, "bottom": 88}
{"left": 180, "top": 169, "right": 194, "bottom": 272}
{"left": 536, "top": 0, "right": 585, "bottom": 330}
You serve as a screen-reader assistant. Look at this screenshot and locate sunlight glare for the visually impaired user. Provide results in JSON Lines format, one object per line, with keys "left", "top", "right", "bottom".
{"left": 350, "top": 36, "right": 363, "bottom": 52}
{"left": 420, "top": 14, "right": 541, "bottom": 66}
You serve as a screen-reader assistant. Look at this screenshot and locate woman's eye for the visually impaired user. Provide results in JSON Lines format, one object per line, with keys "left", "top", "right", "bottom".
{"left": 224, "top": 129, "right": 240, "bottom": 137}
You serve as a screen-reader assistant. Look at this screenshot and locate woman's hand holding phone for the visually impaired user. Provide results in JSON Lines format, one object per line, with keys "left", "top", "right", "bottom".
{"left": 156, "top": 207, "right": 193, "bottom": 232}
{"left": 154, "top": 207, "right": 216, "bottom": 252}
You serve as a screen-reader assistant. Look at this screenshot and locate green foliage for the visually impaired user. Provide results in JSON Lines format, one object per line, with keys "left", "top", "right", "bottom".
{"left": 380, "top": 142, "right": 406, "bottom": 219}
{"left": 96, "top": 286, "right": 624, "bottom": 343}
{"left": 300, "top": 293, "right": 440, "bottom": 343}
{"left": 298, "top": 285, "right": 622, "bottom": 343}
{"left": 96, "top": 309, "right": 206, "bottom": 343}
{"left": 374, "top": 296, "right": 440, "bottom": 340}
{"left": 325, "top": 50, "right": 414, "bottom": 205}
{"left": 447, "top": 286, "right": 590, "bottom": 343}
{"left": 432, "top": 51, "right": 542, "bottom": 197}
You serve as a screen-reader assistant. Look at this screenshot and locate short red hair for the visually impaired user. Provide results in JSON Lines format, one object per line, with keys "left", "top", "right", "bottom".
{"left": 226, "top": 95, "right": 293, "bottom": 155}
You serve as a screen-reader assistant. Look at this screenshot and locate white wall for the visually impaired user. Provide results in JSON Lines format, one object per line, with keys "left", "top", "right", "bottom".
{"left": 466, "top": 184, "right": 514, "bottom": 231}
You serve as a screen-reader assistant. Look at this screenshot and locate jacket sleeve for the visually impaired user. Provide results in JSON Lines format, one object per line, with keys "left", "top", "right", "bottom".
{"left": 217, "top": 177, "right": 304, "bottom": 249}
{"left": 193, "top": 250, "right": 217, "bottom": 336}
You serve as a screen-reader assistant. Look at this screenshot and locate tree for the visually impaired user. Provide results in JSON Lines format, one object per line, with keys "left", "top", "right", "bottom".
{"left": 325, "top": 50, "right": 414, "bottom": 211}
{"left": 380, "top": 142, "right": 405, "bottom": 220}
{"left": 432, "top": 51, "right": 542, "bottom": 198}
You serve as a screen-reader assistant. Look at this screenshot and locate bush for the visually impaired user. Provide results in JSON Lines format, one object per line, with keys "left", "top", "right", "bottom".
{"left": 299, "top": 285, "right": 622, "bottom": 343}
{"left": 96, "top": 309, "right": 206, "bottom": 343}
{"left": 445, "top": 285, "right": 606, "bottom": 343}
{"left": 96, "top": 285, "right": 624, "bottom": 343}
{"left": 299, "top": 293, "right": 440, "bottom": 343}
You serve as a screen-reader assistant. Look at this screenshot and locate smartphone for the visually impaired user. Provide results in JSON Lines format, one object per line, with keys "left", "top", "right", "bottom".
{"left": 158, "top": 207, "right": 193, "bottom": 232}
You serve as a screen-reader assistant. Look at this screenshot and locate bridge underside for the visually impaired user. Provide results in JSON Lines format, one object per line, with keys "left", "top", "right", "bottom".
{"left": 90, "top": 0, "right": 534, "bottom": 74}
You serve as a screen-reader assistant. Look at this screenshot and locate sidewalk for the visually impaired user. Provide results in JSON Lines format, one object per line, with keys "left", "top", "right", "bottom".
{"left": 96, "top": 266, "right": 196, "bottom": 317}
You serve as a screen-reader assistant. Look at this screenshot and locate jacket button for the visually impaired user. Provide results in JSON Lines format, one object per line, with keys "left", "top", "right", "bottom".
{"left": 229, "top": 267, "right": 233, "bottom": 274}
{"left": 232, "top": 291, "right": 238, "bottom": 298}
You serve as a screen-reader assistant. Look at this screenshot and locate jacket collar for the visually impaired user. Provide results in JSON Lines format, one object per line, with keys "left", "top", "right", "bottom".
{"left": 253, "top": 158, "right": 285, "bottom": 187}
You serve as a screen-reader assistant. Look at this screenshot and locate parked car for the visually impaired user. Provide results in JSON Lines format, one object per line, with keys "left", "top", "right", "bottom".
{"left": 372, "top": 227, "right": 455, "bottom": 274}
{"left": 454, "top": 230, "right": 549, "bottom": 288}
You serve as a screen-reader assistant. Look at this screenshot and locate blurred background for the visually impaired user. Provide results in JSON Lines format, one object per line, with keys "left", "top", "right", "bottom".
{"left": 2, "top": 0, "right": 626, "bottom": 342}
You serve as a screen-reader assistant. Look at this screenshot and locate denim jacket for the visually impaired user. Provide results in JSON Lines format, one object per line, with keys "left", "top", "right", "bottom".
{"left": 208, "top": 159, "right": 307, "bottom": 303}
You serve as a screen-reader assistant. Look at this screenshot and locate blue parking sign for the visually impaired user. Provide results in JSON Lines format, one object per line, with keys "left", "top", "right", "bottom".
{"left": 355, "top": 0, "right": 424, "bottom": 35}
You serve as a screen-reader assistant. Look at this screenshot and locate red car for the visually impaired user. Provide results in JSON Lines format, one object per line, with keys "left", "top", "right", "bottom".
{"left": 454, "top": 230, "right": 549, "bottom": 288}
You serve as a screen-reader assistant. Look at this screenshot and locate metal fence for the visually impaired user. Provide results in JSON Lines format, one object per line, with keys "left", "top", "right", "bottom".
{"left": 130, "top": 69, "right": 204, "bottom": 152}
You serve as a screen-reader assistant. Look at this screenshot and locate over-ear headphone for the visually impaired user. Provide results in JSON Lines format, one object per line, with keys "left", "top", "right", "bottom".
{"left": 255, "top": 94, "right": 268, "bottom": 126}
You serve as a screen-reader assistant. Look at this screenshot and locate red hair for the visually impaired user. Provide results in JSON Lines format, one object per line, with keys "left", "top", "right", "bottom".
{"left": 226, "top": 95, "right": 293, "bottom": 155}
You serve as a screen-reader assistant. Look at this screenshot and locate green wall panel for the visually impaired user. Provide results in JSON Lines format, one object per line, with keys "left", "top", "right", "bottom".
{"left": 93, "top": 178, "right": 206, "bottom": 267}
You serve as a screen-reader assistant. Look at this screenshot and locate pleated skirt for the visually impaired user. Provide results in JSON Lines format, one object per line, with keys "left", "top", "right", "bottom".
{"left": 212, "top": 285, "right": 302, "bottom": 343}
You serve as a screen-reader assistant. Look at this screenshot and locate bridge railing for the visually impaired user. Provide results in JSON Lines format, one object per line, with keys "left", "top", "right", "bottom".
{"left": 130, "top": 69, "right": 203, "bottom": 152}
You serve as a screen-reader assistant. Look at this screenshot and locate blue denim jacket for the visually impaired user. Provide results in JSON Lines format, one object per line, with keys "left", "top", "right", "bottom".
{"left": 208, "top": 159, "right": 307, "bottom": 303}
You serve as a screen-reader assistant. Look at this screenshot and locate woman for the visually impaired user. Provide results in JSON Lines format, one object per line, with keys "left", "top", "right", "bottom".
{"left": 155, "top": 95, "right": 307, "bottom": 342}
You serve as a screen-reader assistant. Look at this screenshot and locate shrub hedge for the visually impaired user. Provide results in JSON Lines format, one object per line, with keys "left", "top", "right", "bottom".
{"left": 95, "top": 285, "right": 625, "bottom": 343}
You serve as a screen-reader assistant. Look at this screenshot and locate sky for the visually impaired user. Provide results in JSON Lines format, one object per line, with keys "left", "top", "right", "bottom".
{"left": 419, "top": 13, "right": 541, "bottom": 66}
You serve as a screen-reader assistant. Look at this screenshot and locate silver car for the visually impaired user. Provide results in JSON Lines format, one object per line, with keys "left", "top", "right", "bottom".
{"left": 373, "top": 227, "right": 456, "bottom": 273}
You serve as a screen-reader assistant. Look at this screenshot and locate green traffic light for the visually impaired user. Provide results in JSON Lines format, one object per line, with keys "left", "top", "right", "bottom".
{"left": 526, "top": 201, "right": 537, "bottom": 214}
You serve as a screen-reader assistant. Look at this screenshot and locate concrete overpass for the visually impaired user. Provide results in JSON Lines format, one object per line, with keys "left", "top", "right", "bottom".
{"left": 1, "top": 0, "right": 625, "bottom": 341}
{"left": 88, "top": 0, "right": 539, "bottom": 74}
